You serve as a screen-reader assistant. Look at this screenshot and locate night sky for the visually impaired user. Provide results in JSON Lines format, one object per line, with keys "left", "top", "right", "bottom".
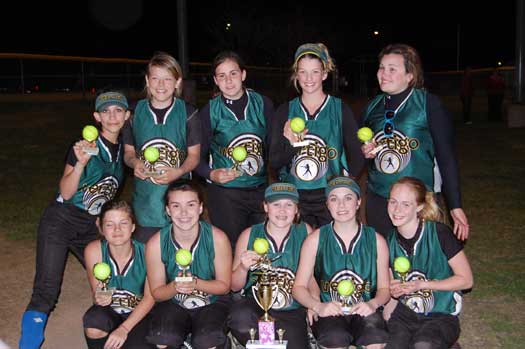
{"left": 3, "top": 0, "right": 517, "bottom": 72}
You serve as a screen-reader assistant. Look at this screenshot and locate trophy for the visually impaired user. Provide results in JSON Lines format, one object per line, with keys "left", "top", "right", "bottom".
{"left": 357, "top": 127, "right": 384, "bottom": 155}
{"left": 394, "top": 256, "right": 411, "bottom": 283}
{"left": 175, "top": 249, "right": 193, "bottom": 282}
{"left": 337, "top": 279, "right": 355, "bottom": 315}
{"left": 290, "top": 117, "right": 309, "bottom": 147}
{"left": 247, "top": 238, "right": 287, "bottom": 348}
{"left": 81, "top": 125, "right": 99, "bottom": 156}
{"left": 143, "top": 146, "right": 163, "bottom": 177}
{"left": 231, "top": 145, "right": 247, "bottom": 176}
{"left": 93, "top": 262, "right": 114, "bottom": 298}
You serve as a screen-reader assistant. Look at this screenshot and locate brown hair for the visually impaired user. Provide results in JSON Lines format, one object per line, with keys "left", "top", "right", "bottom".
{"left": 99, "top": 200, "right": 135, "bottom": 224}
{"left": 379, "top": 44, "right": 424, "bottom": 89}
{"left": 164, "top": 179, "right": 205, "bottom": 206}
{"left": 392, "top": 177, "right": 441, "bottom": 221}
{"left": 146, "top": 51, "right": 184, "bottom": 98}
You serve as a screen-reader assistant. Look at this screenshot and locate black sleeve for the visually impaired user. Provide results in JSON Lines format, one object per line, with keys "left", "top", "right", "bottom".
{"left": 262, "top": 95, "right": 275, "bottom": 162}
{"left": 185, "top": 103, "right": 201, "bottom": 147}
{"left": 427, "top": 93, "right": 462, "bottom": 209}
{"left": 436, "top": 222, "right": 464, "bottom": 260}
{"left": 65, "top": 144, "right": 78, "bottom": 167}
{"left": 341, "top": 102, "right": 365, "bottom": 177}
{"left": 194, "top": 103, "right": 212, "bottom": 179}
{"left": 121, "top": 119, "right": 134, "bottom": 147}
{"left": 269, "top": 102, "right": 296, "bottom": 174}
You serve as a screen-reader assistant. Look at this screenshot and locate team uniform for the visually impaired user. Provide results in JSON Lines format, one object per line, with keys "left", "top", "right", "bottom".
{"left": 270, "top": 96, "right": 364, "bottom": 228}
{"left": 146, "top": 221, "right": 230, "bottom": 349}
{"left": 196, "top": 90, "right": 273, "bottom": 245}
{"left": 83, "top": 240, "right": 153, "bottom": 349}
{"left": 386, "top": 220, "right": 464, "bottom": 349}
{"left": 312, "top": 223, "right": 388, "bottom": 347}
{"left": 228, "top": 222, "right": 309, "bottom": 349}
{"left": 21, "top": 135, "right": 124, "bottom": 347}
{"left": 363, "top": 88, "right": 462, "bottom": 238}
{"left": 123, "top": 98, "right": 200, "bottom": 242}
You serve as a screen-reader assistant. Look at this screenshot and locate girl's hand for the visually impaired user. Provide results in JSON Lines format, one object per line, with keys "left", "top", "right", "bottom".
{"left": 73, "top": 140, "right": 95, "bottom": 166}
{"left": 361, "top": 142, "right": 378, "bottom": 159}
{"left": 239, "top": 250, "right": 259, "bottom": 270}
{"left": 313, "top": 301, "right": 343, "bottom": 317}
{"left": 283, "top": 119, "right": 308, "bottom": 145}
{"left": 350, "top": 301, "right": 376, "bottom": 317}
{"left": 174, "top": 273, "right": 197, "bottom": 294}
{"left": 210, "top": 168, "right": 238, "bottom": 184}
{"left": 104, "top": 326, "right": 128, "bottom": 349}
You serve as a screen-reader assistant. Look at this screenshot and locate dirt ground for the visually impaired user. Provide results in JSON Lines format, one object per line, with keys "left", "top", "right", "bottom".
{"left": 0, "top": 234, "right": 90, "bottom": 349}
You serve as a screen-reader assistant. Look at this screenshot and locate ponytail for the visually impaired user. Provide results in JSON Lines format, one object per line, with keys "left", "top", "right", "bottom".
{"left": 419, "top": 191, "right": 442, "bottom": 222}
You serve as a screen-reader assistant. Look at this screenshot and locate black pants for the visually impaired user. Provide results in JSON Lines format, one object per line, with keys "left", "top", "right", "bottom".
{"left": 385, "top": 302, "right": 460, "bottom": 349}
{"left": 488, "top": 94, "right": 504, "bottom": 121}
{"left": 460, "top": 96, "right": 472, "bottom": 123}
{"left": 26, "top": 201, "right": 98, "bottom": 314}
{"left": 207, "top": 183, "right": 266, "bottom": 247}
{"left": 83, "top": 305, "right": 154, "bottom": 349}
{"left": 228, "top": 297, "right": 308, "bottom": 349}
{"left": 147, "top": 297, "right": 231, "bottom": 349}
{"left": 311, "top": 311, "right": 388, "bottom": 347}
{"left": 298, "top": 188, "right": 332, "bottom": 229}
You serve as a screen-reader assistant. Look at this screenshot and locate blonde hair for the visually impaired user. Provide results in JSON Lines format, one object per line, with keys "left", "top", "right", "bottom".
{"left": 393, "top": 177, "right": 442, "bottom": 221}
{"left": 290, "top": 43, "right": 336, "bottom": 92}
{"left": 146, "top": 51, "right": 184, "bottom": 98}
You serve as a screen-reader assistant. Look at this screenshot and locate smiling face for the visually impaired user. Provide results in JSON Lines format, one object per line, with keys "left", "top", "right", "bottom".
{"left": 93, "top": 104, "right": 130, "bottom": 142}
{"left": 387, "top": 183, "right": 424, "bottom": 231}
{"left": 165, "top": 189, "right": 203, "bottom": 232}
{"left": 214, "top": 58, "right": 246, "bottom": 100}
{"left": 146, "top": 65, "right": 182, "bottom": 108}
{"left": 296, "top": 56, "right": 327, "bottom": 95}
{"left": 326, "top": 187, "right": 361, "bottom": 224}
{"left": 377, "top": 53, "right": 413, "bottom": 95}
{"left": 264, "top": 199, "right": 298, "bottom": 229}
{"left": 100, "top": 208, "right": 135, "bottom": 247}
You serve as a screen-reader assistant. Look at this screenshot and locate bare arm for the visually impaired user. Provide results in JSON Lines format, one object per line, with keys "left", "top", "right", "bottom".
{"left": 59, "top": 141, "right": 93, "bottom": 200}
{"left": 195, "top": 227, "right": 232, "bottom": 295}
{"left": 146, "top": 232, "right": 175, "bottom": 302}
{"left": 124, "top": 144, "right": 147, "bottom": 180}
{"left": 231, "top": 227, "right": 259, "bottom": 291}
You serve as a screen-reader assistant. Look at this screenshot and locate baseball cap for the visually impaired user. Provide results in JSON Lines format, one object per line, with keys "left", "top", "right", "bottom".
{"left": 95, "top": 91, "right": 128, "bottom": 112}
{"left": 325, "top": 177, "right": 361, "bottom": 198}
{"left": 294, "top": 43, "right": 329, "bottom": 67}
{"left": 264, "top": 183, "right": 299, "bottom": 203}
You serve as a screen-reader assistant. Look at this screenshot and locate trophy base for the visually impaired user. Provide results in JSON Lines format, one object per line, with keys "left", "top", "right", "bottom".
{"left": 175, "top": 276, "right": 194, "bottom": 282}
{"left": 369, "top": 144, "right": 386, "bottom": 155}
{"left": 95, "top": 288, "right": 114, "bottom": 298}
{"left": 258, "top": 320, "right": 275, "bottom": 345}
{"left": 82, "top": 146, "right": 99, "bottom": 156}
{"left": 144, "top": 169, "right": 164, "bottom": 177}
{"left": 292, "top": 140, "right": 311, "bottom": 147}
{"left": 246, "top": 340, "right": 287, "bottom": 348}
{"left": 341, "top": 305, "right": 353, "bottom": 315}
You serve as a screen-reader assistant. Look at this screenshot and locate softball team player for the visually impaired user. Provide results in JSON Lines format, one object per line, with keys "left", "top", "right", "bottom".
{"left": 195, "top": 50, "right": 273, "bottom": 246}
{"left": 19, "top": 91, "right": 130, "bottom": 349}
{"left": 145, "top": 180, "right": 232, "bottom": 349}
{"left": 384, "top": 177, "right": 473, "bottom": 349}
{"left": 123, "top": 52, "right": 201, "bottom": 243}
{"left": 270, "top": 43, "right": 364, "bottom": 228}
{"left": 361, "top": 43, "right": 469, "bottom": 240}
{"left": 228, "top": 182, "right": 313, "bottom": 349}
{"left": 293, "top": 177, "right": 390, "bottom": 349}
{"left": 83, "top": 201, "right": 154, "bottom": 349}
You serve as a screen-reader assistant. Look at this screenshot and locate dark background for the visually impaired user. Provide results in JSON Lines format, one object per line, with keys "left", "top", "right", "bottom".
{"left": 2, "top": 0, "right": 516, "bottom": 71}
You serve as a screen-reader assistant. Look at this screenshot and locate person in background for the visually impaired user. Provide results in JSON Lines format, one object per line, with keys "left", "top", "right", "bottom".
{"left": 361, "top": 43, "right": 469, "bottom": 241}
{"left": 195, "top": 50, "right": 273, "bottom": 247}
{"left": 123, "top": 51, "right": 201, "bottom": 243}
{"left": 460, "top": 66, "right": 473, "bottom": 125}
{"left": 384, "top": 176, "right": 473, "bottom": 349}
{"left": 270, "top": 43, "right": 364, "bottom": 228}
{"left": 19, "top": 91, "right": 130, "bottom": 349}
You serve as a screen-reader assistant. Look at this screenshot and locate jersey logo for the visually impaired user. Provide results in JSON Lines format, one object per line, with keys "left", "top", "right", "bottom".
{"left": 225, "top": 134, "right": 264, "bottom": 176}
{"left": 267, "top": 267, "right": 295, "bottom": 310}
{"left": 82, "top": 176, "right": 119, "bottom": 215}
{"left": 141, "top": 139, "right": 187, "bottom": 184}
{"left": 175, "top": 290, "right": 210, "bottom": 309}
{"left": 373, "top": 131, "right": 419, "bottom": 174}
{"left": 111, "top": 289, "right": 141, "bottom": 314}
{"left": 291, "top": 134, "right": 337, "bottom": 182}
{"left": 401, "top": 270, "right": 434, "bottom": 314}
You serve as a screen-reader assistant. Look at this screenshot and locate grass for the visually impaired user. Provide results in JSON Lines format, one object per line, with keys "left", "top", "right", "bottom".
{"left": 0, "top": 92, "right": 524, "bottom": 347}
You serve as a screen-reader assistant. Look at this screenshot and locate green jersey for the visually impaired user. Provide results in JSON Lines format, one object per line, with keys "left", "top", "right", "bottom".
{"left": 388, "top": 220, "right": 463, "bottom": 315}
{"left": 101, "top": 239, "right": 146, "bottom": 314}
{"left": 132, "top": 98, "right": 188, "bottom": 227}
{"left": 58, "top": 137, "right": 124, "bottom": 215}
{"left": 280, "top": 96, "right": 349, "bottom": 190}
{"left": 315, "top": 223, "right": 377, "bottom": 305}
{"left": 209, "top": 90, "right": 267, "bottom": 188}
{"left": 159, "top": 221, "right": 217, "bottom": 309}
{"left": 364, "top": 89, "right": 437, "bottom": 198}
{"left": 244, "top": 222, "right": 308, "bottom": 311}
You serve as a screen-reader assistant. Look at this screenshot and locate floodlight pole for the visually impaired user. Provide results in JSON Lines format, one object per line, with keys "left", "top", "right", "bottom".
{"left": 515, "top": 0, "right": 524, "bottom": 103}
{"left": 177, "top": 0, "right": 196, "bottom": 105}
